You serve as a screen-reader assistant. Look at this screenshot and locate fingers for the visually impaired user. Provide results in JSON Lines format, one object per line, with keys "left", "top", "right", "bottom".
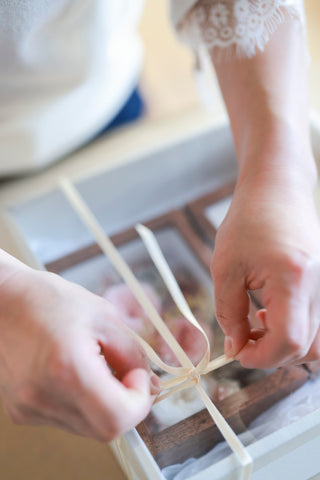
{"left": 0, "top": 269, "right": 156, "bottom": 442}
{"left": 212, "top": 260, "right": 251, "bottom": 357}
{"left": 5, "top": 338, "right": 155, "bottom": 442}
{"left": 238, "top": 287, "right": 312, "bottom": 368}
{"left": 122, "top": 368, "right": 162, "bottom": 401}
{"left": 74, "top": 349, "right": 154, "bottom": 441}
{"left": 212, "top": 246, "right": 320, "bottom": 369}
{"left": 96, "top": 306, "right": 150, "bottom": 378}
{"left": 237, "top": 255, "right": 320, "bottom": 368}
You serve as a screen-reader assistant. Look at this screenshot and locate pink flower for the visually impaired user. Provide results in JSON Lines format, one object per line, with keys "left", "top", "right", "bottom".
{"left": 103, "top": 283, "right": 162, "bottom": 335}
{"left": 104, "top": 283, "right": 214, "bottom": 369}
{"left": 156, "top": 317, "right": 214, "bottom": 367}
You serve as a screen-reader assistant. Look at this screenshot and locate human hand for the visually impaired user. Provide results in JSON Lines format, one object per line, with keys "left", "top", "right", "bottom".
{"left": 211, "top": 169, "right": 320, "bottom": 369}
{"left": 0, "top": 262, "right": 159, "bottom": 441}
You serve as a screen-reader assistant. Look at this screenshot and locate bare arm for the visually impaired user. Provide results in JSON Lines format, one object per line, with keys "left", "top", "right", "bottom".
{"left": 210, "top": 19, "right": 320, "bottom": 368}
{"left": 214, "top": 19, "right": 314, "bottom": 186}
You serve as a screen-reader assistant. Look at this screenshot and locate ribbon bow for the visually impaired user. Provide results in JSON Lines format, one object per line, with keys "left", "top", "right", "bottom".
{"left": 60, "top": 178, "right": 253, "bottom": 480}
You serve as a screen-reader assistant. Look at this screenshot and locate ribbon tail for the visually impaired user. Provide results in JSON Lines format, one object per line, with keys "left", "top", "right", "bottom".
{"left": 195, "top": 383, "right": 253, "bottom": 479}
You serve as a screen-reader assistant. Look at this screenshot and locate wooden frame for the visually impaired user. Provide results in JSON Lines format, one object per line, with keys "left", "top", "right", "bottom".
{"left": 138, "top": 365, "right": 310, "bottom": 468}
{"left": 44, "top": 206, "right": 319, "bottom": 471}
{"left": 45, "top": 210, "right": 212, "bottom": 274}
{"left": 186, "top": 181, "right": 235, "bottom": 244}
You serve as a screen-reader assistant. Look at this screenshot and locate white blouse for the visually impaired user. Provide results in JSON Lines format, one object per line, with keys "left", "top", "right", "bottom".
{"left": 0, "top": 0, "right": 305, "bottom": 174}
{"left": 172, "top": 0, "right": 305, "bottom": 58}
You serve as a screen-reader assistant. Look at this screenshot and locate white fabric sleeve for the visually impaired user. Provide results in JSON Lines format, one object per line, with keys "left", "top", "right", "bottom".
{"left": 170, "top": 0, "right": 305, "bottom": 58}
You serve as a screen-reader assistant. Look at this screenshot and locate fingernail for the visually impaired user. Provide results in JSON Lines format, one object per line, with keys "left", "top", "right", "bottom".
{"left": 149, "top": 372, "right": 162, "bottom": 396}
{"left": 224, "top": 336, "right": 234, "bottom": 357}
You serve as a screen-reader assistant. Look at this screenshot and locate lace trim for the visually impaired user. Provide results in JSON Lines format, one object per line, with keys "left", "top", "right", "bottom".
{"left": 179, "top": 0, "right": 305, "bottom": 59}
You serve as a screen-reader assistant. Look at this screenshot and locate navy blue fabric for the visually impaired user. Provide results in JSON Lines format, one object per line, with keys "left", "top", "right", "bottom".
{"left": 98, "top": 88, "right": 145, "bottom": 136}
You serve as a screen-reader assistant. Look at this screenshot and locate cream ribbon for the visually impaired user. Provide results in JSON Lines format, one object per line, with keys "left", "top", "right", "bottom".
{"left": 59, "top": 178, "right": 253, "bottom": 480}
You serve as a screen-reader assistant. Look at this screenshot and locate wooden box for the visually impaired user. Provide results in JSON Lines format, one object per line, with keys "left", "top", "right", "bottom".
{"left": 3, "top": 118, "right": 320, "bottom": 479}
{"left": 44, "top": 211, "right": 314, "bottom": 472}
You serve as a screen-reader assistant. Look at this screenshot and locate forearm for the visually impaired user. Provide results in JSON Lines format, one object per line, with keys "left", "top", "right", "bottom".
{"left": 172, "top": 0, "right": 320, "bottom": 368}
{"left": 212, "top": 19, "right": 316, "bottom": 191}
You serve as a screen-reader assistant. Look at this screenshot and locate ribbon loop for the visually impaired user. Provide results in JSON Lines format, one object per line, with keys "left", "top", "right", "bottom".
{"left": 60, "top": 178, "right": 253, "bottom": 480}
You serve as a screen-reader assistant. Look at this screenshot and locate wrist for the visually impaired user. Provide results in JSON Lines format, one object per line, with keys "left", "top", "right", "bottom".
{"left": 235, "top": 115, "right": 317, "bottom": 193}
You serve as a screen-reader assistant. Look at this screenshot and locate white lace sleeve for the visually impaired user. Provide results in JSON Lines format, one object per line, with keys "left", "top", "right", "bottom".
{"left": 172, "top": 0, "right": 305, "bottom": 58}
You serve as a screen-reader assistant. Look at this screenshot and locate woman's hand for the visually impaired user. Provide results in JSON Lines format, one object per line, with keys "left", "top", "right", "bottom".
{"left": 212, "top": 166, "right": 320, "bottom": 369}
{"left": 0, "top": 261, "right": 158, "bottom": 441}
{"left": 207, "top": 10, "right": 320, "bottom": 369}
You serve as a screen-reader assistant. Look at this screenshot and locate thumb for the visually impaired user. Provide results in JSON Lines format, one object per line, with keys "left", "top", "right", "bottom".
{"left": 122, "top": 368, "right": 152, "bottom": 394}
{"left": 123, "top": 368, "right": 162, "bottom": 397}
{"left": 212, "top": 267, "right": 251, "bottom": 357}
{"left": 97, "top": 312, "right": 150, "bottom": 378}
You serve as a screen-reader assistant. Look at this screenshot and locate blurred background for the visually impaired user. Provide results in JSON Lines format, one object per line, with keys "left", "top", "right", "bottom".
{"left": 140, "top": 0, "right": 320, "bottom": 118}
{"left": 1, "top": 1, "right": 320, "bottom": 479}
